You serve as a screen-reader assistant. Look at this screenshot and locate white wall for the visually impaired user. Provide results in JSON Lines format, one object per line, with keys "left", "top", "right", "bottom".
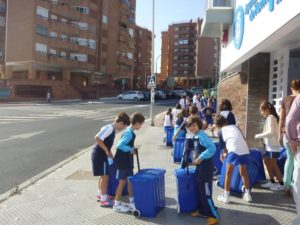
{"left": 221, "top": 0, "right": 300, "bottom": 72}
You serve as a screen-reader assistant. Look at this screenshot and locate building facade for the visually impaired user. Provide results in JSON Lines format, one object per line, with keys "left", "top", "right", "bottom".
{"left": 133, "top": 25, "right": 152, "bottom": 90}
{"left": 0, "top": 0, "right": 151, "bottom": 100}
{"left": 160, "top": 20, "right": 216, "bottom": 88}
{"left": 201, "top": 0, "right": 300, "bottom": 147}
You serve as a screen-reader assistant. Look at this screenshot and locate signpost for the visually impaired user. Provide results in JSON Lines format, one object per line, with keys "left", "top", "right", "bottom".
{"left": 147, "top": 75, "right": 156, "bottom": 126}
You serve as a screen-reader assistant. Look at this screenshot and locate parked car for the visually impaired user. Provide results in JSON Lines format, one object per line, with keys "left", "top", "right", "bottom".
{"left": 173, "top": 89, "right": 187, "bottom": 98}
{"left": 155, "top": 90, "right": 167, "bottom": 100}
{"left": 117, "top": 91, "right": 144, "bottom": 101}
{"left": 142, "top": 91, "right": 150, "bottom": 101}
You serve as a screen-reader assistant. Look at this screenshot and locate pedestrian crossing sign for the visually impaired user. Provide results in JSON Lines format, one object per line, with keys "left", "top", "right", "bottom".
{"left": 147, "top": 75, "right": 156, "bottom": 88}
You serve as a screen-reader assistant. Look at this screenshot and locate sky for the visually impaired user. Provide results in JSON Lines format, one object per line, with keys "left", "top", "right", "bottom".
{"left": 136, "top": 0, "right": 205, "bottom": 73}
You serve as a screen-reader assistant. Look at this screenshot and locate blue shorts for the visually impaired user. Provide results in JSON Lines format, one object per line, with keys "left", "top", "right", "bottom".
{"left": 226, "top": 152, "right": 249, "bottom": 165}
{"left": 91, "top": 150, "right": 109, "bottom": 176}
{"left": 164, "top": 126, "right": 172, "bottom": 133}
{"left": 116, "top": 168, "right": 134, "bottom": 180}
{"left": 263, "top": 151, "right": 281, "bottom": 159}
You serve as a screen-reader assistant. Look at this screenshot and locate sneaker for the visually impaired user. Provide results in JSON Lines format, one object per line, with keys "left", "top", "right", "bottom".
{"left": 261, "top": 181, "right": 276, "bottom": 188}
{"left": 243, "top": 193, "right": 252, "bottom": 202}
{"left": 113, "top": 203, "right": 130, "bottom": 213}
{"left": 127, "top": 202, "right": 136, "bottom": 210}
{"left": 99, "top": 199, "right": 113, "bottom": 207}
{"left": 217, "top": 194, "right": 230, "bottom": 204}
{"left": 96, "top": 195, "right": 101, "bottom": 202}
{"left": 207, "top": 217, "right": 219, "bottom": 225}
{"left": 270, "top": 183, "right": 284, "bottom": 191}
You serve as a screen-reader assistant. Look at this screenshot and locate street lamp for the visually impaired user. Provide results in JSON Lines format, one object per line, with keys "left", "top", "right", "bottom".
{"left": 150, "top": 0, "right": 155, "bottom": 126}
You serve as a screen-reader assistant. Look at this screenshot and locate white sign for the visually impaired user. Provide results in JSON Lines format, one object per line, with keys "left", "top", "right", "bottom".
{"left": 147, "top": 75, "right": 156, "bottom": 88}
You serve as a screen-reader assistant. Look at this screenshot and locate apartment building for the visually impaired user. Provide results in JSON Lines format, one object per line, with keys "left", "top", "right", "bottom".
{"left": 201, "top": 0, "right": 300, "bottom": 147}
{"left": 160, "top": 19, "right": 216, "bottom": 88}
{"left": 133, "top": 25, "right": 152, "bottom": 89}
{"left": 0, "top": 0, "right": 147, "bottom": 100}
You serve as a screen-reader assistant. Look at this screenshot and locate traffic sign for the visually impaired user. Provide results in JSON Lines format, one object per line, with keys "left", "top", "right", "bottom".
{"left": 147, "top": 75, "right": 156, "bottom": 89}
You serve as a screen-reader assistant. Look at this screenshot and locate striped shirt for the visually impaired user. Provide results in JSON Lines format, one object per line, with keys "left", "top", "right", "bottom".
{"left": 286, "top": 95, "right": 300, "bottom": 143}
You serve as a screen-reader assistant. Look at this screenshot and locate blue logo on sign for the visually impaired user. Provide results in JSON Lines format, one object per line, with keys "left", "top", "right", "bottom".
{"left": 234, "top": 6, "right": 245, "bottom": 49}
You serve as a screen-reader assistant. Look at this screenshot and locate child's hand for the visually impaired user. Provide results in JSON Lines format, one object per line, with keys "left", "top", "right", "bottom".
{"left": 132, "top": 148, "right": 138, "bottom": 155}
{"left": 193, "top": 158, "right": 202, "bottom": 165}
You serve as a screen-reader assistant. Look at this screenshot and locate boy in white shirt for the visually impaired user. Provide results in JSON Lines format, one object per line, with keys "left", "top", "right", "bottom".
{"left": 215, "top": 115, "right": 252, "bottom": 203}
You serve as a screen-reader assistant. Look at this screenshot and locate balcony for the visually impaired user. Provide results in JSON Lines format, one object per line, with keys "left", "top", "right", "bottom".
{"left": 201, "top": 0, "right": 233, "bottom": 37}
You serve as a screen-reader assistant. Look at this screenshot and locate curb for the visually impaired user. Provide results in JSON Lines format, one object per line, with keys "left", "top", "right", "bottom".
{"left": 0, "top": 146, "right": 92, "bottom": 203}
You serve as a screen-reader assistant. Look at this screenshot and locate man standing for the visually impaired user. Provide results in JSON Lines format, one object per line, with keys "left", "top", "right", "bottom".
{"left": 286, "top": 94, "right": 300, "bottom": 225}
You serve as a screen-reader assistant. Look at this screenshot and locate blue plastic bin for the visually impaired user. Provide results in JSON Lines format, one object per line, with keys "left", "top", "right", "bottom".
{"left": 165, "top": 127, "right": 174, "bottom": 147}
{"left": 174, "top": 167, "right": 198, "bottom": 213}
{"left": 173, "top": 138, "right": 185, "bottom": 163}
{"left": 107, "top": 164, "right": 128, "bottom": 196}
{"left": 249, "top": 149, "right": 266, "bottom": 182}
{"left": 129, "top": 173, "right": 160, "bottom": 217}
{"left": 217, "top": 155, "right": 259, "bottom": 193}
{"left": 213, "top": 142, "right": 223, "bottom": 175}
{"left": 139, "top": 169, "right": 166, "bottom": 209}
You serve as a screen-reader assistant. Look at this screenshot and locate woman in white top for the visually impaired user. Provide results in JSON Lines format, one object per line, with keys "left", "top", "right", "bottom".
{"left": 255, "top": 101, "right": 283, "bottom": 191}
{"left": 163, "top": 108, "right": 173, "bottom": 142}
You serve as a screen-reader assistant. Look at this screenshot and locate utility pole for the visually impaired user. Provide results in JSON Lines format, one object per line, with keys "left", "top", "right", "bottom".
{"left": 150, "top": 0, "right": 155, "bottom": 126}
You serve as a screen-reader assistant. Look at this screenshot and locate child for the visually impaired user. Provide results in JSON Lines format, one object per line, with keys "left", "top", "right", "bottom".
{"left": 163, "top": 108, "right": 173, "bottom": 142}
{"left": 202, "top": 97, "right": 215, "bottom": 127}
{"left": 92, "top": 112, "right": 130, "bottom": 207}
{"left": 172, "top": 104, "right": 182, "bottom": 127}
{"left": 214, "top": 115, "right": 252, "bottom": 203}
{"left": 219, "top": 98, "right": 236, "bottom": 125}
{"left": 113, "top": 112, "right": 145, "bottom": 213}
{"left": 173, "top": 109, "right": 187, "bottom": 140}
{"left": 255, "top": 101, "right": 284, "bottom": 191}
{"left": 186, "top": 116, "right": 220, "bottom": 225}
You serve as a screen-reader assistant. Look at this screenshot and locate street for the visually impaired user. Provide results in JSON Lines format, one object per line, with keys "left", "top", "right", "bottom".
{"left": 0, "top": 99, "right": 177, "bottom": 195}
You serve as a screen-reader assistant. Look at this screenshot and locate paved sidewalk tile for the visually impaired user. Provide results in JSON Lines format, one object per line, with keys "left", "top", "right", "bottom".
{"left": 0, "top": 125, "right": 296, "bottom": 225}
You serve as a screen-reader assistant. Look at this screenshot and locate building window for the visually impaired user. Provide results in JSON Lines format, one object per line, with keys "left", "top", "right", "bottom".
{"left": 50, "top": 31, "right": 57, "bottom": 39}
{"left": 72, "top": 22, "right": 88, "bottom": 30}
{"left": 174, "top": 27, "right": 179, "bottom": 31}
{"left": 102, "top": 15, "right": 108, "bottom": 24}
{"left": 0, "top": 16, "right": 5, "bottom": 27}
{"left": 120, "top": 22, "right": 128, "bottom": 30}
{"left": 0, "top": 0, "right": 5, "bottom": 13}
{"left": 88, "top": 39, "right": 96, "bottom": 49}
{"left": 36, "top": 6, "right": 49, "bottom": 18}
{"left": 70, "top": 53, "right": 87, "bottom": 62}
{"left": 128, "top": 28, "right": 134, "bottom": 37}
{"left": 127, "top": 52, "right": 133, "bottom": 59}
{"left": 49, "top": 49, "right": 56, "bottom": 55}
{"left": 75, "top": 6, "right": 89, "bottom": 14}
{"left": 36, "top": 24, "right": 48, "bottom": 37}
{"left": 61, "top": 34, "right": 68, "bottom": 41}
{"left": 61, "top": 18, "right": 68, "bottom": 23}
{"left": 50, "top": 14, "right": 57, "bottom": 20}
{"left": 60, "top": 51, "right": 67, "bottom": 58}
{"left": 35, "top": 43, "right": 47, "bottom": 54}
{"left": 76, "top": 38, "right": 88, "bottom": 46}
{"left": 179, "top": 39, "right": 188, "bottom": 45}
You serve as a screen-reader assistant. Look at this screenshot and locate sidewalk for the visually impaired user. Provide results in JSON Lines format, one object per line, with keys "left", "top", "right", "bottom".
{"left": 0, "top": 119, "right": 296, "bottom": 225}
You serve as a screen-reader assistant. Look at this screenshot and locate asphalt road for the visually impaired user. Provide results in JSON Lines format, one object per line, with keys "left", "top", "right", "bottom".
{"left": 0, "top": 99, "right": 178, "bottom": 195}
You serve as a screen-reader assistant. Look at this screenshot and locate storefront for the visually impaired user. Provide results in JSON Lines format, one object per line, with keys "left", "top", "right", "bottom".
{"left": 202, "top": 0, "right": 300, "bottom": 147}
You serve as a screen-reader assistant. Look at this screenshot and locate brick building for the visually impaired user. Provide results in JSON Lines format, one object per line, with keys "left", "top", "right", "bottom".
{"left": 0, "top": 0, "right": 151, "bottom": 100}
{"left": 160, "top": 19, "right": 216, "bottom": 88}
{"left": 132, "top": 25, "right": 152, "bottom": 90}
{"left": 0, "top": 0, "right": 5, "bottom": 77}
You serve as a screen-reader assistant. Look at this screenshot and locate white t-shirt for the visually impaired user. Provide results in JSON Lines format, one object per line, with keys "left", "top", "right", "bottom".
{"left": 195, "top": 99, "right": 202, "bottom": 112}
{"left": 179, "top": 98, "right": 189, "bottom": 110}
{"left": 172, "top": 108, "right": 181, "bottom": 126}
{"left": 193, "top": 95, "right": 197, "bottom": 104}
{"left": 220, "top": 125, "right": 249, "bottom": 155}
{"left": 164, "top": 114, "right": 172, "bottom": 127}
{"left": 96, "top": 124, "right": 114, "bottom": 141}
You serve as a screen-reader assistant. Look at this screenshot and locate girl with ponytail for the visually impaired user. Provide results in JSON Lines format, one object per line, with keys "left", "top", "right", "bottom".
{"left": 255, "top": 101, "right": 283, "bottom": 191}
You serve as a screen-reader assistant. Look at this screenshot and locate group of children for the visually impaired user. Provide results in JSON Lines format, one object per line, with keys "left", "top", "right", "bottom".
{"left": 91, "top": 111, "right": 145, "bottom": 213}
{"left": 161, "top": 95, "right": 291, "bottom": 225}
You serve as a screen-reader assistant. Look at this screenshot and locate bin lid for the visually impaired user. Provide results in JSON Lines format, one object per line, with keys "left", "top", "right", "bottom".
{"left": 129, "top": 173, "right": 157, "bottom": 183}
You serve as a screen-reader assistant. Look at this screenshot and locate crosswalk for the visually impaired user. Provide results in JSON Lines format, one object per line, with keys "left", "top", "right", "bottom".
{"left": 1, "top": 105, "right": 148, "bottom": 125}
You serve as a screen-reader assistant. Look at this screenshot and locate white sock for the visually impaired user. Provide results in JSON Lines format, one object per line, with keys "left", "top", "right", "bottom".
{"left": 101, "top": 194, "right": 108, "bottom": 201}
{"left": 129, "top": 197, "right": 134, "bottom": 203}
{"left": 97, "top": 189, "right": 101, "bottom": 196}
{"left": 245, "top": 189, "right": 250, "bottom": 194}
{"left": 114, "top": 200, "right": 120, "bottom": 206}
{"left": 224, "top": 191, "right": 230, "bottom": 197}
